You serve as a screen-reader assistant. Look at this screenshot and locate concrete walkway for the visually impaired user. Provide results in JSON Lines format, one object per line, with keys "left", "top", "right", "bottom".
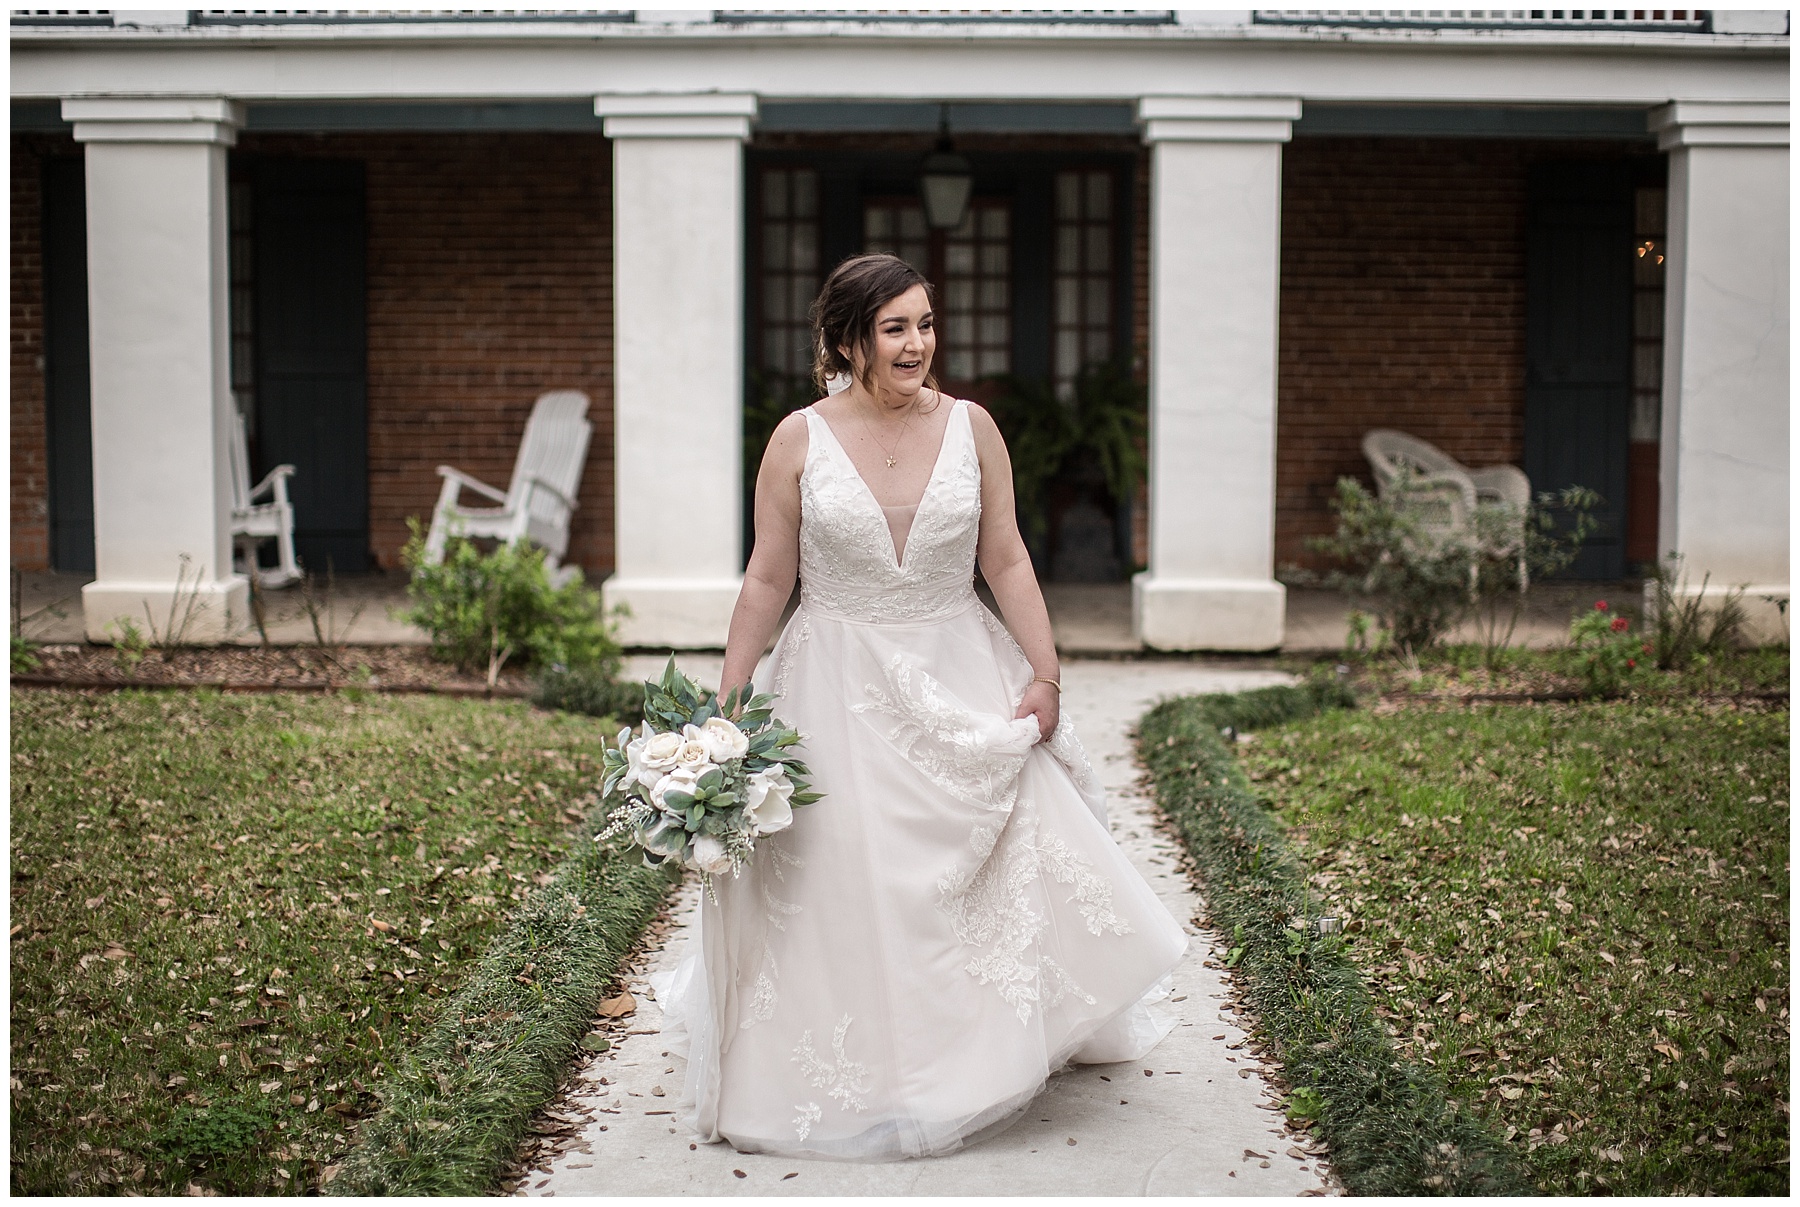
{"left": 517, "top": 657, "right": 1338, "bottom": 1197}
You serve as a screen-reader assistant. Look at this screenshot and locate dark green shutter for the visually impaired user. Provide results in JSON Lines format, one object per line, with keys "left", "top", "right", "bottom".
{"left": 42, "top": 156, "right": 95, "bottom": 573}
{"left": 252, "top": 157, "right": 369, "bottom": 572}
{"left": 1525, "top": 161, "right": 1633, "bottom": 580}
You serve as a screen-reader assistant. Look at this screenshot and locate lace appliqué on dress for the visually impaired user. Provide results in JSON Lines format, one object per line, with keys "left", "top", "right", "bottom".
{"left": 793, "top": 1102, "right": 823, "bottom": 1142}
{"left": 772, "top": 609, "right": 812, "bottom": 700}
{"left": 744, "top": 969, "right": 778, "bottom": 1030}
{"left": 793, "top": 1015, "right": 871, "bottom": 1115}
{"left": 850, "top": 654, "right": 1129, "bottom": 1024}
{"left": 795, "top": 401, "right": 983, "bottom": 625}
{"left": 850, "top": 655, "right": 1036, "bottom": 820}
{"left": 739, "top": 880, "right": 800, "bottom": 1031}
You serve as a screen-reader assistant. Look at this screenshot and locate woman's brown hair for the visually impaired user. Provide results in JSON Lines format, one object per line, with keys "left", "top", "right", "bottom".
{"left": 809, "top": 253, "right": 942, "bottom": 403}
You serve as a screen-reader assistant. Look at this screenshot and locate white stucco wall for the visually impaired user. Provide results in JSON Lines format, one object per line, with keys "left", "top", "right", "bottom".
{"left": 1654, "top": 101, "right": 1790, "bottom": 641}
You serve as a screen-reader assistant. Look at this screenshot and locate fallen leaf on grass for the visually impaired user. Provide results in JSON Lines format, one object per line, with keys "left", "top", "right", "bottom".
{"left": 1653, "top": 1042, "right": 1683, "bottom": 1061}
{"left": 598, "top": 993, "right": 636, "bottom": 1019}
{"left": 1598, "top": 952, "right": 1616, "bottom": 965}
{"left": 1499, "top": 1086, "right": 1524, "bottom": 1100}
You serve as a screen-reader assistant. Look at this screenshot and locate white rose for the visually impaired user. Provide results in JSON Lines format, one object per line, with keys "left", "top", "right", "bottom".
{"left": 649, "top": 766, "right": 704, "bottom": 812}
{"left": 623, "top": 730, "right": 652, "bottom": 788}
{"left": 744, "top": 766, "right": 795, "bottom": 836}
{"left": 674, "top": 739, "right": 711, "bottom": 770}
{"left": 690, "top": 834, "right": 735, "bottom": 875}
{"left": 690, "top": 716, "right": 750, "bottom": 764}
{"left": 640, "top": 730, "right": 684, "bottom": 772}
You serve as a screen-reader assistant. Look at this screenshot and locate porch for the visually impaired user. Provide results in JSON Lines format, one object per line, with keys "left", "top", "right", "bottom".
{"left": 9, "top": 12, "right": 1789, "bottom": 652}
{"left": 15, "top": 570, "right": 1644, "bottom": 659}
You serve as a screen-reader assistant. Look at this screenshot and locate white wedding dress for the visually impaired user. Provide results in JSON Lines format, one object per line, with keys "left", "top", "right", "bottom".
{"left": 656, "top": 397, "right": 1187, "bottom": 1161}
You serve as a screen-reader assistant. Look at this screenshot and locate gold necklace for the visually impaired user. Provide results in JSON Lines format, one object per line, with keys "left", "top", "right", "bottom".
{"left": 857, "top": 394, "right": 921, "bottom": 469}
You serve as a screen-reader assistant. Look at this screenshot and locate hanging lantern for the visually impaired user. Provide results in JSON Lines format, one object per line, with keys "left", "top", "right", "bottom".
{"left": 919, "top": 108, "right": 972, "bottom": 231}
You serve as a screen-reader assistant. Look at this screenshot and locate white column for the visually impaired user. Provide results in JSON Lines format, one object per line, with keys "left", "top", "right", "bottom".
{"left": 596, "top": 94, "right": 756, "bottom": 648}
{"left": 65, "top": 98, "right": 247, "bottom": 644}
{"left": 1649, "top": 101, "right": 1789, "bottom": 642}
{"left": 1133, "top": 97, "right": 1300, "bottom": 652}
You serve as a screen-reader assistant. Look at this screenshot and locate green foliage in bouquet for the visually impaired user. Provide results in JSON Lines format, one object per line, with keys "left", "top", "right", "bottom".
{"left": 599, "top": 658, "right": 820, "bottom": 895}
{"left": 400, "top": 520, "right": 623, "bottom": 689}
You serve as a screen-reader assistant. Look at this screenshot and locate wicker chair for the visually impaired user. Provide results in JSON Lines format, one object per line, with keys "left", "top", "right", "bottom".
{"left": 1361, "top": 429, "right": 1532, "bottom": 590}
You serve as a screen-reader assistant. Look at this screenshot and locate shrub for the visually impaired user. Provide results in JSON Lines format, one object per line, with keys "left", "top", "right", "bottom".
{"left": 1646, "top": 553, "right": 1749, "bottom": 670}
{"left": 1568, "top": 599, "right": 1646, "bottom": 695}
{"left": 1300, "top": 477, "right": 1476, "bottom": 653}
{"left": 1301, "top": 476, "right": 1597, "bottom": 657}
{"left": 531, "top": 664, "right": 644, "bottom": 727}
{"left": 400, "top": 522, "right": 623, "bottom": 688}
{"left": 983, "top": 362, "right": 1146, "bottom": 548}
{"left": 11, "top": 633, "right": 40, "bottom": 675}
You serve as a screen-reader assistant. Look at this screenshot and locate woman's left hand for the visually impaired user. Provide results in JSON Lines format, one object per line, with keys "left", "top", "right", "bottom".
{"left": 1016, "top": 680, "right": 1060, "bottom": 743}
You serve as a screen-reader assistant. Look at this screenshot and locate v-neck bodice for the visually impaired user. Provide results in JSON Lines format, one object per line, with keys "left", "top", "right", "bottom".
{"left": 798, "top": 399, "right": 981, "bottom": 625}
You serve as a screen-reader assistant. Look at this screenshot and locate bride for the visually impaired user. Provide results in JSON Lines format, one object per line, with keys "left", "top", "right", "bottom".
{"left": 657, "top": 253, "right": 1187, "bottom": 1161}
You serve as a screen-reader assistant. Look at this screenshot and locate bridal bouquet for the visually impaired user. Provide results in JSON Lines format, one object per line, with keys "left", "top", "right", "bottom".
{"left": 598, "top": 657, "right": 820, "bottom": 891}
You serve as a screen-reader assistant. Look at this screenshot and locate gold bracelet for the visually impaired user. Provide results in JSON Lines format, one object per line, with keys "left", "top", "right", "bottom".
{"left": 1030, "top": 676, "right": 1062, "bottom": 693}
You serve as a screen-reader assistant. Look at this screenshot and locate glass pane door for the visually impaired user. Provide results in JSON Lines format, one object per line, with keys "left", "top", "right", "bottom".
{"left": 863, "top": 198, "right": 1012, "bottom": 387}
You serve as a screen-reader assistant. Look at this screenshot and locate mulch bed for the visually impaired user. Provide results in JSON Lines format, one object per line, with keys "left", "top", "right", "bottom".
{"left": 14, "top": 644, "right": 532, "bottom": 697}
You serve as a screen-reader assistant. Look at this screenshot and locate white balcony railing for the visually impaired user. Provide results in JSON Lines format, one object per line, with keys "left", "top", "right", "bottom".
{"left": 1253, "top": 9, "right": 1711, "bottom": 31}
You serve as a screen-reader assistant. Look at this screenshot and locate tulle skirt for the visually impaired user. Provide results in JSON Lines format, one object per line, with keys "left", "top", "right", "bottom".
{"left": 655, "top": 595, "right": 1188, "bottom": 1161}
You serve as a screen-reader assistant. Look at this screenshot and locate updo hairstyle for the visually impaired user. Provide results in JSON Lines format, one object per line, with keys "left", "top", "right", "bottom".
{"left": 809, "top": 253, "right": 942, "bottom": 404}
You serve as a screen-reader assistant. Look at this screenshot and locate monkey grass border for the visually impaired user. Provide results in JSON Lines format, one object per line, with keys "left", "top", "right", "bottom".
{"left": 1136, "top": 679, "right": 1533, "bottom": 1196}
{"left": 323, "top": 831, "right": 679, "bottom": 1196}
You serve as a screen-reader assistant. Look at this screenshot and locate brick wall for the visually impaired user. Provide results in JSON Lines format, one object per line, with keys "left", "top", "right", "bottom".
{"left": 1275, "top": 136, "right": 1647, "bottom": 573}
{"left": 9, "top": 132, "right": 617, "bottom": 579}
{"left": 10, "top": 135, "right": 60, "bottom": 571}
{"left": 240, "top": 132, "right": 616, "bottom": 575}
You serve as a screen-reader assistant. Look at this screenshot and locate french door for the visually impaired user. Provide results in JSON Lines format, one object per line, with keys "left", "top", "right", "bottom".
{"left": 863, "top": 198, "right": 1013, "bottom": 391}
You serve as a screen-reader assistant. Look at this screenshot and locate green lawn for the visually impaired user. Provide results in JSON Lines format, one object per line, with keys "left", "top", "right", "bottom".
{"left": 1237, "top": 698, "right": 1789, "bottom": 1195}
{"left": 10, "top": 688, "right": 625, "bottom": 1196}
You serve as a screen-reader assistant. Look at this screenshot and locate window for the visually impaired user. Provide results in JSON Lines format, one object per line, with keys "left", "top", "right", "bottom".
{"left": 1053, "top": 169, "right": 1115, "bottom": 398}
{"left": 1631, "top": 185, "right": 1666, "bottom": 443}
{"left": 863, "top": 199, "right": 928, "bottom": 274}
{"left": 942, "top": 203, "right": 1011, "bottom": 381}
{"left": 863, "top": 198, "right": 1011, "bottom": 383}
{"left": 757, "top": 167, "right": 821, "bottom": 380}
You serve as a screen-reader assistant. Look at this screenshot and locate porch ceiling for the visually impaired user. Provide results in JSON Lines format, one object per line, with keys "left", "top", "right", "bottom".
{"left": 1, "top": 98, "right": 1681, "bottom": 142}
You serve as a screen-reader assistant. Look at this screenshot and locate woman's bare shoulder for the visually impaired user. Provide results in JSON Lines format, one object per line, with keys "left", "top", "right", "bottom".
{"left": 963, "top": 398, "right": 1007, "bottom": 450}
{"left": 759, "top": 407, "right": 812, "bottom": 481}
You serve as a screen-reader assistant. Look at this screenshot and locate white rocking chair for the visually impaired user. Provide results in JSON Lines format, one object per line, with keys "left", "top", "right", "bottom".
{"left": 1361, "top": 428, "right": 1532, "bottom": 589}
{"left": 229, "top": 409, "right": 302, "bottom": 589}
{"left": 423, "top": 389, "right": 592, "bottom": 582}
